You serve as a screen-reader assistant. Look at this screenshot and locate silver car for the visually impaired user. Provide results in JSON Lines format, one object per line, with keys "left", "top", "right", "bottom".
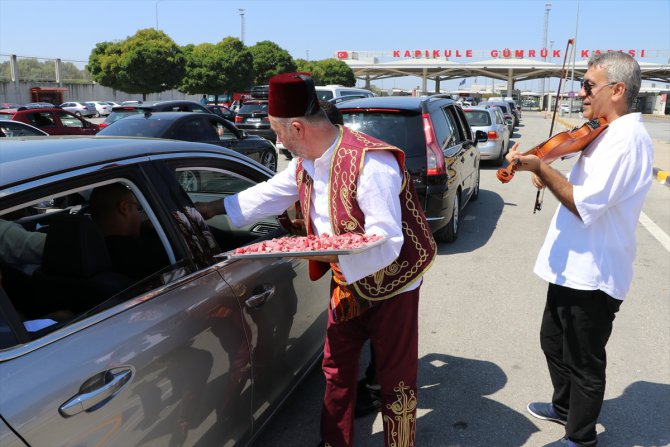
{"left": 0, "top": 137, "right": 329, "bottom": 446}
{"left": 59, "top": 101, "right": 97, "bottom": 118}
{"left": 85, "top": 101, "right": 113, "bottom": 117}
{"left": 464, "top": 105, "right": 511, "bottom": 166}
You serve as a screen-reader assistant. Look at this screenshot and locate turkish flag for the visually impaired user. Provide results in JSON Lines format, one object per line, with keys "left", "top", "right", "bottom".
{"left": 336, "top": 51, "right": 348, "bottom": 59}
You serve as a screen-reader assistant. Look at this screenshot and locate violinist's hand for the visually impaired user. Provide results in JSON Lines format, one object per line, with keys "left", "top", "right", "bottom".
{"left": 531, "top": 173, "right": 546, "bottom": 189}
{"left": 507, "top": 143, "right": 541, "bottom": 174}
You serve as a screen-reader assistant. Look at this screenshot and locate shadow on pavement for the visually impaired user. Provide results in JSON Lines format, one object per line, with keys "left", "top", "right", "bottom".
{"left": 437, "top": 188, "right": 505, "bottom": 255}
{"left": 598, "top": 380, "right": 670, "bottom": 446}
{"left": 356, "top": 353, "right": 538, "bottom": 446}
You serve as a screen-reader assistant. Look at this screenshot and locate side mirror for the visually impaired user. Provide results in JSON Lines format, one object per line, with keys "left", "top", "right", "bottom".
{"left": 475, "top": 130, "right": 488, "bottom": 143}
{"left": 505, "top": 118, "right": 513, "bottom": 126}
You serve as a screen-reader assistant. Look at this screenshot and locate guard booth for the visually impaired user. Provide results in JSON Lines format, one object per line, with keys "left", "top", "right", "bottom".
{"left": 30, "top": 87, "right": 68, "bottom": 105}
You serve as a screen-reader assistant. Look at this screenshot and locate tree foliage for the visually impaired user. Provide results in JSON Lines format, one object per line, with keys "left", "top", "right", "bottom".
{"left": 295, "top": 58, "right": 355, "bottom": 86}
{"left": 180, "top": 37, "right": 253, "bottom": 98}
{"left": 88, "top": 29, "right": 185, "bottom": 99}
{"left": 248, "top": 41, "right": 296, "bottom": 85}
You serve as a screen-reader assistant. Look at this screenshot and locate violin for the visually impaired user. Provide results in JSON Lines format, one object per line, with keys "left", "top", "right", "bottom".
{"left": 496, "top": 117, "right": 608, "bottom": 184}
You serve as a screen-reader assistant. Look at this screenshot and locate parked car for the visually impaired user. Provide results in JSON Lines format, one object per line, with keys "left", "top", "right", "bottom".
{"left": 0, "top": 137, "right": 329, "bottom": 447}
{"left": 463, "top": 106, "right": 511, "bottom": 166}
{"left": 0, "top": 119, "right": 49, "bottom": 137}
{"left": 479, "top": 101, "right": 515, "bottom": 134}
{"left": 315, "top": 85, "right": 375, "bottom": 102}
{"left": 206, "top": 104, "right": 236, "bottom": 121}
{"left": 0, "top": 102, "right": 21, "bottom": 110}
{"left": 105, "top": 101, "right": 121, "bottom": 108}
{"left": 23, "top": 102, "right": 55, "bottom": 108}
{"left": 97, "top": 112, "right": 278, "bottom": 172}
{"left": 234, "top": 100, "right": 276, "bottom": 143}
{"left": 0, "top": 107, "right": 99, "bottom": 135}
{"left": 337, "top": 96, "right": 485, "bottom": 242}
{"left": 59, "top": 101, "right": 97, "bottom": 118}
{"left": 85, "top": 101, "right": 113, "bottom": 117}
{"left": 99, "top": 100, "right": 214, "bottom": 129}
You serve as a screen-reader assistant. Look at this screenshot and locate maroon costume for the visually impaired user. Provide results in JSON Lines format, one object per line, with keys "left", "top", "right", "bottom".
{"left": 296, "top": 126, "right": 436, "bottom": 446}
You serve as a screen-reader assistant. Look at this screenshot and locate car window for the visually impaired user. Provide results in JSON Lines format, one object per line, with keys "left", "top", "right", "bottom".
{"left": 170, "top": 164, "right": 282, "bottom": 253}
{"left": 340, "top": 90, "right": 370, "bottom": 97}
{"left": 238, "top": 103, "right": 268, "bottom": 114}
{"left": 0, "top": 178, "right": 181, "bottom": 345}
{"left": 464, "top": 110, "right": 491, "bottom": 127}
{"left": 216, "top": 122, "right": 237, "bottom": 141}
{"left": 341, "top": 111, "right": 425, "bottom": 157}
{"left": 99, "top": 117, "right": 171, "bottom": 137}
{"left": 58, "top": 112, "right": 84, "bottom": 128}
{"left": 0, "top": 122, "right": 44, "bottom": 137}
{"left": 173, "top": 117, "right": 219, "bottom": 141}
{"left": 315, "top": 90, "right": 334, "bottom": 101}
{"left": 29, "top": 112, "right": 56, "bottom": 128}
{"left": 493, "top": 110, "right": 503, "bottom": 124}
{"left": 443, "top": 106, "right": 465, "bottom": 144}
{"left": 431, "top": 107, "right": 456, "bottom": 149}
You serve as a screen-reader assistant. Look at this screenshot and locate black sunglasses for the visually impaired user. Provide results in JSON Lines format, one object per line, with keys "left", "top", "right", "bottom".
{"left": 581, "top": 80, "right": 618, "bottom": 97}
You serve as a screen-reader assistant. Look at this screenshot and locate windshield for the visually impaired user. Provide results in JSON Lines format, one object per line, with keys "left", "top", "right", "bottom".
{"left": 98, "top": 117, "right": 172, "bottom": 137}
{"left": 464, "top": 110, "right": 491, "bottom": 127}
{"left": 340, "top": 111, "right": 424, "bottom": 157}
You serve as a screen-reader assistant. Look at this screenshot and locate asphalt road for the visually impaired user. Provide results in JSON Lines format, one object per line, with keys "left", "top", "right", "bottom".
{"left": 253, "top": 111, "right": 670, "bottom": 447}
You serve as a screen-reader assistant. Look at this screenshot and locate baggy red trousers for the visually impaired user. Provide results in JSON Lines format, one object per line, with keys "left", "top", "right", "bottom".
{"left": 320, "top": 286, "right": 420, "bottom": 447}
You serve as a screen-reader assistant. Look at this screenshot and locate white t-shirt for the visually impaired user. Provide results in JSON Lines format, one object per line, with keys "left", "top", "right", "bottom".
{"left": 534, "top": 113, "right": 653, "bottom": 300}
{"left": 225, "top": 133, "right": 419, "bottom": 289}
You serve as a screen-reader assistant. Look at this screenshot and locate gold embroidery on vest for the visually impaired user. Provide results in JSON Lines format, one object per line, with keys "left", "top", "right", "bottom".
{"left": 383, "top": 381, "right": 417, "bottom": 447}
{"left": 331, "top": 145, "right": 362, "bottom": 233}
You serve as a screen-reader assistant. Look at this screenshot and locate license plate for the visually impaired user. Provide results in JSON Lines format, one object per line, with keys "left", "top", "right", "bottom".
{"left": 247, "top": 118, "right": 261, "bottom": 123}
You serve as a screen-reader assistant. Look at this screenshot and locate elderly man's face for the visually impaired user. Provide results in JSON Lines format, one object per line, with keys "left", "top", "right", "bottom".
{"left": 270, "top": 117, "right": 307, "bottom": 158}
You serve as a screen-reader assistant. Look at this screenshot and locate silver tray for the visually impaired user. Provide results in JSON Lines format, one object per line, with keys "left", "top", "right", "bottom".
{"left": 217, "top": 236, "right": 386, "bottom": 259}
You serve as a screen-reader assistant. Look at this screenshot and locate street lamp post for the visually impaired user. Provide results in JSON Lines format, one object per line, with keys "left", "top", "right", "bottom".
{"left": 541, "top": 2, "right": 552, "bottom": 111}
{"left": 239, "top": 8, "right": 245, "bottom": 44}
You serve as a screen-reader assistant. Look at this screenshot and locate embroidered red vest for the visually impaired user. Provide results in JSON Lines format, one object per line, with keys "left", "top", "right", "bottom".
{"left": 296, "top": 126, "right": 436, "bottom": 307}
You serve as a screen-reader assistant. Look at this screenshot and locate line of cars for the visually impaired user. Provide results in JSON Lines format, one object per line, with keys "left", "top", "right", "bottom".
{"left": 0, "top": 90, "right": 517, "bottom": 445}
{"left": 1, "top": 100, "right": 279, "bottom": 172}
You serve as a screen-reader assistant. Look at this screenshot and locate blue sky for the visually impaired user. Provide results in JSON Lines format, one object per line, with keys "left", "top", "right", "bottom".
{"left": 1, "top": 0, "right": 668, "bottom": 91}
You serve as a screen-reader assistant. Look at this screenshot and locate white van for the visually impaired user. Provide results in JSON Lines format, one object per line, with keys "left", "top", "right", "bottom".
{"left": 315, "top": 85, "right": 375, "bottom": 102}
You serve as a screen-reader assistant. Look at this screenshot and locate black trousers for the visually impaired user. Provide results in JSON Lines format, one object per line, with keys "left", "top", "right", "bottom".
{"left": 540, "top": 283, "right": 622, "bottom": 446}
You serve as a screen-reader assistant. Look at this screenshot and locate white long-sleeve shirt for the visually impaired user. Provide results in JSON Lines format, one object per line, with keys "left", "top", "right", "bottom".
{"left": 0, "top": 219, "right": 46, "bottom": 265}
{"left": 533, "top": 113, "right": 653, "bottom": 300}
{"left": 225, "top": 136, "right": 420, "bottom": 290}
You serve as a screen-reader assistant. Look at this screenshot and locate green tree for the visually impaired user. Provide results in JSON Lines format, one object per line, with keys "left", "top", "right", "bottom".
{"left": 87, "top": 41, "right": 123, "bottom": 88}
{"left": 294, "top": 58, "right": 355, "bottom": 86}
{"left": 88, "top": 29, "right": 185, "bottom": 100}
{"left": 179, "top": 37, "right": 254, "bottom": 103}
{"left": 248, "top": 41, "right": 296, "bottom": 85}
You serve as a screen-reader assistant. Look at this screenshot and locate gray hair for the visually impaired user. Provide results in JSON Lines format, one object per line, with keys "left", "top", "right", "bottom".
{"left": 588, "top": 51, "right": 641, "bottom": 111}
{"left": 273, "top": 109, "right": 330, "bottom": 132}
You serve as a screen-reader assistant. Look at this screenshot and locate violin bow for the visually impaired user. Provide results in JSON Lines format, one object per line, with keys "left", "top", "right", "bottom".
{"left": 535, "top": 38, "right": 575, "bottom": 213}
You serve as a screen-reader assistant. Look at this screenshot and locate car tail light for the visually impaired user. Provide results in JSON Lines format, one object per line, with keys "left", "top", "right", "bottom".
{"left": 99, "top": 122, "right": 108, "bottom": 128}
{"left": 263, "top": 116, "right": 269, "bottom": 122}
{"left": 422, "top": 113, "right": 445, "bottom": 176}
{"left": 487, "top": 130, "right": 499, "bottom": 140}
{"left": 235, "top": 115, "right": 243, "bottom": 123}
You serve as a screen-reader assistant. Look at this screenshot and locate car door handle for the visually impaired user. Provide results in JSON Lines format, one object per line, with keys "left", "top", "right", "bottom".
{"left": 245, "top": 284, "right": 275, "bottom": 309}
{"left": 59, "top": 368, "right": 133, "bottom": 417}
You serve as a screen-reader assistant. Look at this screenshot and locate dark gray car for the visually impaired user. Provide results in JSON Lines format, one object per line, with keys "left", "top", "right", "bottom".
{"left": 98, "top": 112, "right": 278, "bottom": 172}
{"left": 0, "top": 137, "right": 329, "bottom": 446}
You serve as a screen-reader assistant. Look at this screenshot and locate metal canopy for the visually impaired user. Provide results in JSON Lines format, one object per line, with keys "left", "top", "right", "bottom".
{"left": 345, "top": 57, "right": 670, "bottom": 89}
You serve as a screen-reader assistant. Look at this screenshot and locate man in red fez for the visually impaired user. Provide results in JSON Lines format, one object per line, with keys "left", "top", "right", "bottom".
{"left": 197, "top": 72, "right": 435, "bottom": 447}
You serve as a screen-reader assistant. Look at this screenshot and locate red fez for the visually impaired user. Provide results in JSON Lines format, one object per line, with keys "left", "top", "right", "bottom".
{"left": 269, "top": 72, "right": 321, "bottom": 118}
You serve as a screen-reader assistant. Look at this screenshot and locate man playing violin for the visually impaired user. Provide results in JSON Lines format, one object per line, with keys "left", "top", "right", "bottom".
{"left": 507, "top": 51, "right": 653, "bottom": 447}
